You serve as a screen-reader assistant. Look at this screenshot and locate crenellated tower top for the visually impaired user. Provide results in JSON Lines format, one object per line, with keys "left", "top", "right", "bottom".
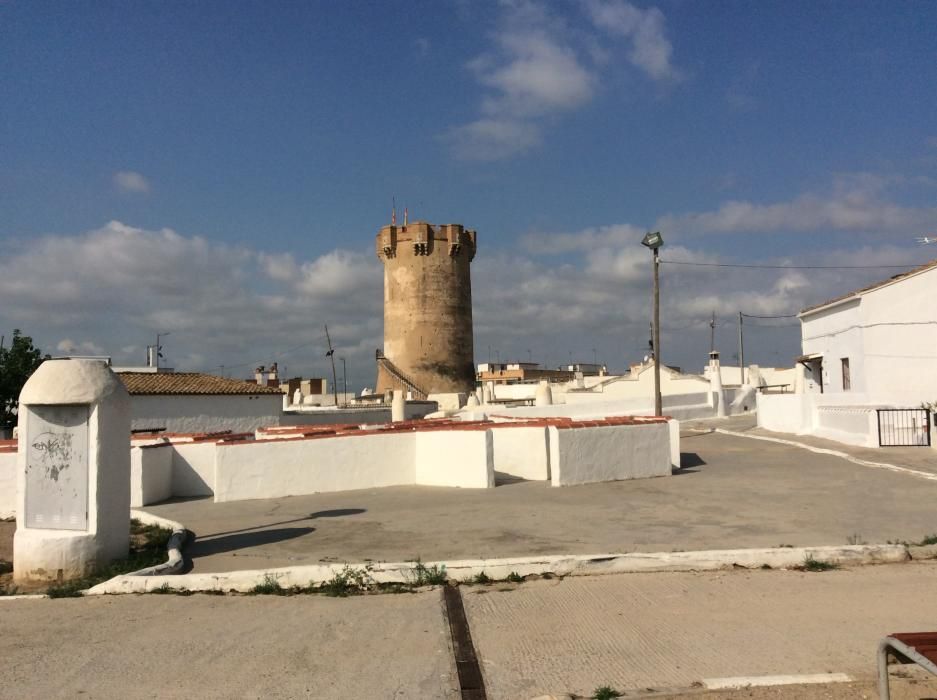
{"left": 376, "top": 222, "right": 476, "bottom": 262}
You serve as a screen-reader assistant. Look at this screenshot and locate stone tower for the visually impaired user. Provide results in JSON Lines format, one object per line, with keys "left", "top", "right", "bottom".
{"left": 375, "top": 221, "right": 476, "bottom": 397}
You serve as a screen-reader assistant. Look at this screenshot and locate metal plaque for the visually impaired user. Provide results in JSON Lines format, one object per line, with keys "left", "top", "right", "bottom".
{"left": 24, "top": 404, "right": 90, "bottom": 530}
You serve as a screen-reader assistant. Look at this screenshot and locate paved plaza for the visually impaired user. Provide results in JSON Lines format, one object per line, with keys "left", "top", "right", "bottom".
{"left": 140, "top": 426, "right": 937, "bottom": 573}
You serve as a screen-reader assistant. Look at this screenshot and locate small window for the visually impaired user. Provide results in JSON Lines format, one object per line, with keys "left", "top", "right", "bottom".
{"left": 841, "top": 358, "right": 851, "bottom": 391}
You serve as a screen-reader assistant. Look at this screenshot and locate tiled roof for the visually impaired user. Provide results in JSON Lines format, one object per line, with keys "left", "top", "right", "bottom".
{"left": 117, "top": 372, "right": 283, "bottom": 396}
{"left": 800, "top": 257, "right": 937, "bottom": 315}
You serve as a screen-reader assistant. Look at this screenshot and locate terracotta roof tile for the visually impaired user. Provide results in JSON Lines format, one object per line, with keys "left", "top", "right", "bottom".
{"left": 800, "top": 257, "right": 937, "bottom": 315}
{"left": 117, "top": 372, "right": 283, "bottom": 396}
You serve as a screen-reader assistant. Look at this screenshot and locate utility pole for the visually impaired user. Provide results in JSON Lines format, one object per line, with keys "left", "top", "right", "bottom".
{"left": 324, "top": 324, "right": 338, "bottom": 407}
{"left": 340, "top": 357, "right": 347, "bottom": 403}
{"left": 641, "top": 231, "right": 664, "bottom": 416}
{"left": 710, "top": 311, "right": 716, "bottom": 353}
{"left": 652, "top": 246, "right": 662, "bottom": 415}
{"left": 738, "top": 312, "right": 746, "bottom": 385}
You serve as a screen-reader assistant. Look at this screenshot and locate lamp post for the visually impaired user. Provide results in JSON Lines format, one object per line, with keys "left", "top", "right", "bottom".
{"left": 641, "top": 231, "right": 664, "bottom": 416}
{"left": 340, "top": 357, "right": 347, "bottom": 403}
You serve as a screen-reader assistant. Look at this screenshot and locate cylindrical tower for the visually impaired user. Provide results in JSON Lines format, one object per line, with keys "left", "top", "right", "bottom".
{"left": 375, "top": 221, "right": 476, "bottom": 397}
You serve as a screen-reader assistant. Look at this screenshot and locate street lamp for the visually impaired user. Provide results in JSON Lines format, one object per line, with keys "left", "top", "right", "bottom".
{"left": 641, "top": 231, "right": 664, "bottom": 416}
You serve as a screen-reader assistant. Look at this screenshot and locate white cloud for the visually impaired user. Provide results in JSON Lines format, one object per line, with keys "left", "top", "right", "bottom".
{"left": 583, "top": 0, "right": 680, "bottom": 81}
{"left": 113, "top": 170, "right": 151, "bottom": 194}
{"left": 445, "top": 118, "right": 542, "bottom": 161}
{"left": 656, "top": 174, "right": 937, "bottom": 235}
{"left": 0, "top": 221, "right": 383, "bottom": 383}
{"left": 56, "top": 339, "right": 104, "bottom": 355}
{"left": 447, "top": 0, "right": 680, "bottom": 160}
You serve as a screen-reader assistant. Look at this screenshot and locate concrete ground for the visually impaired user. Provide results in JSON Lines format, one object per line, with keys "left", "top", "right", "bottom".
{"left": 134, "top": 427, "right": 937, "bottom": 573}
{"left": 3, "top": 564, "right": 937, "bottom": 698}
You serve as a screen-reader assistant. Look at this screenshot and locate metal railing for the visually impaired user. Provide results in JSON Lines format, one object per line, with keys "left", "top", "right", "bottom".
{"left": 376, "top": 354, "right": 428, "bottom": 400}
{"left": 876, "top": 408, "right": 931, "bottom": 447}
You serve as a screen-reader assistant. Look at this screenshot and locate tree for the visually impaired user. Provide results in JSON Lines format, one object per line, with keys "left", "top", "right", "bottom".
{"left": 0, "top": 330, "right": 49, "bottom": 429}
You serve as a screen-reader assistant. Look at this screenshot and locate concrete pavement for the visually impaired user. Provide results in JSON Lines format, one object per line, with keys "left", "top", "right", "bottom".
{"left": 3, "top": 563, "right": 937, "bottom": 698}
{"left": 137, "top": 429, "right": 937, "bottom": 573}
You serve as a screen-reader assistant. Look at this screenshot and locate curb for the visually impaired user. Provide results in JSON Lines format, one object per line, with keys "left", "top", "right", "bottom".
{"left": 715, "top": 428, "right": 937, "bottom": 483}
{"left": 84, "top": 543, "right": 909, "bottom": 595}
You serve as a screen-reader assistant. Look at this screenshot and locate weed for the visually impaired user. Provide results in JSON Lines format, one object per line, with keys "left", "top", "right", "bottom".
{"left": 248, "top": 573, "right": 288, "bottom": 595}
{"left": 917, "top": 534, "right": 937, "bottom": 546}
{"left": 0, "top": 581, "right": 19, "bottom": 596}
{"left": 150, "top": 583, "right": 175, "bottom": 594}
{"left": 506, "top": 571, "right": 524, "bottom": 583}
{"left": 408, "top": 559, "right": 447, "bottom": 586}
{"left": 760, "top": 563, "right": 772, "bottom": 570}
{"left": 846, "top": 533, "right": 866, "bottom": 546}
{"left": 319, "top": 566, "right": 372, "bottom": 597}
{"left": 593, "top": 686, "right": 623, "bottom": 699}
{"left": 800, "top": 555, "right": 839, "bottom": 572}
{"left": 472, "top": 571, "right": 491, "bottom": 585}
{"left": 777, "top": 544, "right": 794, "bottom": 548}
{"left": 44, "top": 520, "right": 176, "bottom": 597}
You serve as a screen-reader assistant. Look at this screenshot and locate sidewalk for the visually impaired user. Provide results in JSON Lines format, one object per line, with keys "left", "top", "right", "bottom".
{"left": 3, "top": 563, "right": 937, "bottom": 698}
{"left": 140, "top": 428, "right": 937, "bottom": 573}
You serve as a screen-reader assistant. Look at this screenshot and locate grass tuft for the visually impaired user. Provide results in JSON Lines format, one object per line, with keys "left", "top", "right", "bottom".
{"left": 248, "top": 573, "right": 288, "bottom": 595}
{"left": 593, "top": 686, "right": 623, "bottom": 699}
{"left": 408, "top": 559, "right": 447, "bottom": 586}
{"left": 800, "top": 555, "right": 839, "bottom": 572}
{"left": 319, "top": 566, "right": 372, "bottom": 597}
{"left": 506, "top": 571, "right": 524, "bottom": 583}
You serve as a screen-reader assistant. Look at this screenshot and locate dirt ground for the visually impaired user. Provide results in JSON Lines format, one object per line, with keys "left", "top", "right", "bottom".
{"left": 0, "top": 520, "right": 13, "bottom": 589}
{"left": 672, "top": 677, "right": 937, "bottom": 699}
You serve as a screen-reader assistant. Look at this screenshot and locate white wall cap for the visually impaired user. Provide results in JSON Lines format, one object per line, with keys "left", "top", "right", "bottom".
{"left": 20, "top": 358, "right": 129, "bottom": 405}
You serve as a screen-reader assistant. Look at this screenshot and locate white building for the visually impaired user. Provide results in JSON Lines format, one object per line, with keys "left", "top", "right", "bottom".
{"left": 758, "top": 258, "right": 937, "bottom": 447}
{"left": 118, "top": 372, "right": 284, "bottom": 434}
{"left": 797, "top": 258, "right": 937, "bottom": 401}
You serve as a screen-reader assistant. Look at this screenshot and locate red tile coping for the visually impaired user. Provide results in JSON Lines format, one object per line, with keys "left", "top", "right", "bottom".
{"left": 216, "top": 415, "right": 671, "bottom": 447}
{"left": 0, "top": 439, "right": 17, "bottom": 453}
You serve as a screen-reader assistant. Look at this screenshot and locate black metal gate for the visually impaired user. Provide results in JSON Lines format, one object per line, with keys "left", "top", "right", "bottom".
{"left": 877, "top": 409, "right": 932, "bottom": 447}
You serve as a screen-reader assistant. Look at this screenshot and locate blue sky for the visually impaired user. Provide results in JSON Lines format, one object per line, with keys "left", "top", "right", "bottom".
{"left": 2, "top": 1, "right": 936, "bottom": 386}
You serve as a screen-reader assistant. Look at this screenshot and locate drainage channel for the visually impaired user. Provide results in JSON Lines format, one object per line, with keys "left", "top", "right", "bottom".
{"left": 443, "top": 584, "right": 488, "bottom": 700}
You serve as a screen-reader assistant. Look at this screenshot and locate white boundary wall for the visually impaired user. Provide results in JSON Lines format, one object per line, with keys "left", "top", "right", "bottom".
{"left": 171, "top": 442, "right": 218, "bottom": 497}
{"left": 415, "top": 430, "right": 494, "bottom": 488}
{"left": 549, "top": 423, "right": 672, "bottom": 486}
{"left": 214, "top": 432, "right": 417, "bottom": 502}
{"left": 130, "top": 444, "right": 173, "bottom": 507}
{"left": 0, "top": 450, "right": 15, "bottom": 519}
{"left": 131, "top": 394, "right": 283, "bottom": 434}
{"left": 490, "top": 425, "right": 550, "bottom": 481}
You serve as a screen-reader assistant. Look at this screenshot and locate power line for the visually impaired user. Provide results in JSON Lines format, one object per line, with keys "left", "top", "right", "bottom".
{"left": 741, "top": 312, "right": 798, "bottom": 319}
{"left": 660, "top": 260, "right": 922, "bottom": 270}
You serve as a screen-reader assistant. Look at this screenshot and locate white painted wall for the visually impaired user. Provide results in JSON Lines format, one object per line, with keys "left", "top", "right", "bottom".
{"left": 550, "top": 422, "right": 672, "bottom": 486}
{"left": 756, "top": 394, "right": 813, "bottom": 434}
{"left": 280, "top": 402, "right": 437, "bottom": 426}
{"left": 171, "top": 441, "right": 220, "bottom": 498}
{"left": 489, "top": 425, "right": 550, "bottom": 481}
{"left": 130, "top": 394, "right": 283, "bottom": 434}
{"left": 800, "top": 265, "right": 937, "bottom": 403}
{"left": 213, "top": 432, "right": 416, "bottom": 502}
{"left": 414, "top": 430, "right": 494, "bottom": 488}
{"left": 813, "top": 406, "right": 878, "bottom": 447}
{"left": 130, "top": 444, "right": 173, "bottom": 507}
{"left": 0, "top": 450, "right": 15, "bottom": 519}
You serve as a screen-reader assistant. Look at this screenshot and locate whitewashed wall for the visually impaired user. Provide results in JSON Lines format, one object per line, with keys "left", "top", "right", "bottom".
{"left": 0, "top": 450, "right": 15, "bottom": 519}
{"left": 756, "top": 393, "right": 813, "bottom": 434}
{"left": 130, "top": 444, "right": 173, "bottom": 507}
{"left": 131, "top": 394, "right": 283, "bottom": 434}
{"left": 213, "top": 432, "right": 416, "bottom": 502}
{"left": 171, "top": 441, "right": 218, "bottom": 497}
{"left": 280, "top": 402, "right": 436, "bottom": 426}
{"left": 549, "top": 422, "right": 671, "bottom": 486}
{"left": 814, "top": 406, "right": 878, "bottom": 447}
{"left": 490, "top": 425, "right": 551, "bottom": 481}
{"left": 414, "top": 430, "right": 494, "bottom": 488}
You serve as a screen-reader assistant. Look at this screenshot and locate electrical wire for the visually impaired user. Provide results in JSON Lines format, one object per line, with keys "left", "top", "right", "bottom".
{"left": 659, "top": 260, "right": 922, "bottom": 270}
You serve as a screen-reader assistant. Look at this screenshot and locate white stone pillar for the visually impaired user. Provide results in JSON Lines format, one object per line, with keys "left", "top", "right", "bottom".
{"left": 709, "top": 351, "right": 726, "bottom": 418}
{"left": 14, "top": 359, "right": 130, "bottom": 583}
{"left": 482, "top": 384, "right": 492, "bottom": 404}
{"left": 534, "top": 380, "right": 553, "bottom": 407}
{"left": 391, "top": 390, "right": 405, "bottom": 422}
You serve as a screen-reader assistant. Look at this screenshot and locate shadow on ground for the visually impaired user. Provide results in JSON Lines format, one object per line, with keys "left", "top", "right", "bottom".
{"left": 190, "top": 526, "right": 315, "bottom": 557}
